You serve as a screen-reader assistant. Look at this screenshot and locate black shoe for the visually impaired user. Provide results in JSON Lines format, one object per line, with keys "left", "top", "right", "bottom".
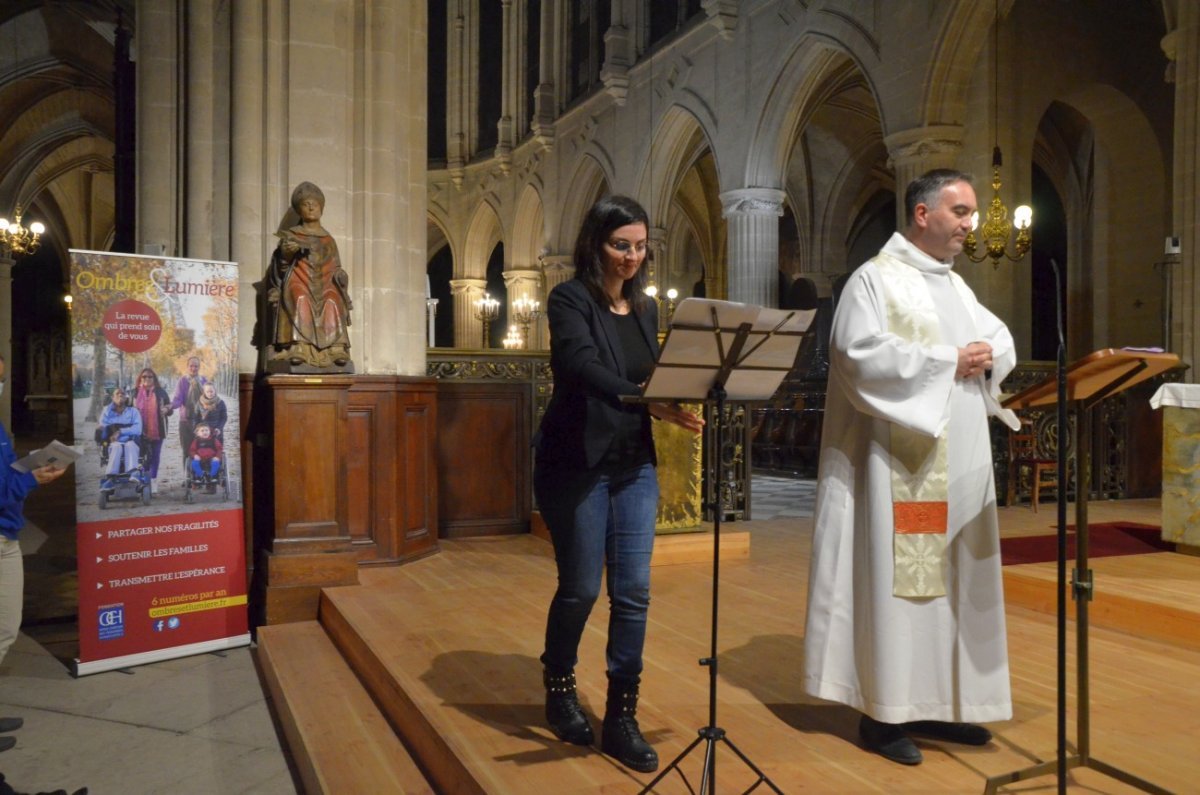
{"left": 601, "top": 678, "right": 658, "bottom": 773}
{"left": 0, "top": 736, "right": 13, "bottom": 753}
{"left": 859, "top": 715, "right": 922, "bottom": 765}
{"left": 544, "top": 669, "right": 593, "bottom": 746}
{"left": 902, "top": 720, "right": 992, "bottom": 746}
{"left": 0, "top": 717, "right": 21, "bottom": 733}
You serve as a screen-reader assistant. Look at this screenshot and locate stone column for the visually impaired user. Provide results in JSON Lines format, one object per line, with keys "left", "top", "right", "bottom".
{"left": 0, "top": 255, "right": 12, "bottom": 427}
{"left": 503, "top": 268, "right": 543, "bottom": 349}
{"left": 426, "top": 298, "right": 439, "bottom": 347}
{"left": 541, "top": 254, "right": 574, "bottom": 292}
{"left": 532, "top": 0, "right": 556, "bottom": 149}
{"left": 601, "top": 1, "right": 632, "bottom": 104}
{"left": 226, "top": 0, "right": 427, "bottom": 375}
{"left": 495, "top": 0, "right": 515, "bottom": 172}
{"left": 136, "top": 0, "right": 181, "bottom": 256}
{"left": 883, "top": 125, "right": 964, "bottom": 229}
{"left": 720, "top": 188, "right": 785, "bottom": 307}
{"left": 447, "top": 1, "right": 468, "bottom": 185}
{"left": 229, "top": 0, "right": 268, "bottom": 374}
{"left": 1165, "top": 8, "right": 1200, "bottom": 371}
{"left": 184, "top": 0, "right": 226, "bottom": 261}
{"left": 540, "top": 254, "right": 573, "bottom": 345}
{"left": 451, "top": 278, "right": 488, "bottom": 349}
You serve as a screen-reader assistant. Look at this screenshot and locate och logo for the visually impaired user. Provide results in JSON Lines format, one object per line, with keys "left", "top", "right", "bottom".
{"left": 98, "top": 604, "right": 125, "bottom": 641}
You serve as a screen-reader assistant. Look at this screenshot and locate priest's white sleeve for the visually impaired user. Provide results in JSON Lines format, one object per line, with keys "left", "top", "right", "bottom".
{"left": 830, "top": 263, "right": 958, "bottom": 438}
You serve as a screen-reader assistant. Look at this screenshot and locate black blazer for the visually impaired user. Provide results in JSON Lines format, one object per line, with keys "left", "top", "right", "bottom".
{"left": 535, "top": 278, "right": 660, "bottom": 471}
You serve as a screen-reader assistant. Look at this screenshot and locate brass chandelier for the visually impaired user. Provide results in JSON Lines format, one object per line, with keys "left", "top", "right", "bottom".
{"left": 963, "top": 0, "right": 1031, "bottom": 265}
{"left": 0, "top": 205, "right": 45, "bottom": 258}
{"left": 963, "top": 147, "right": 1032, "bottom": 264}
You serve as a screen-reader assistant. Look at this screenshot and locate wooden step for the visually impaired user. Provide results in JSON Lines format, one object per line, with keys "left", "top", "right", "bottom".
{"left": 256, "top": 620, "right": 434, "bottom": 794}
{"left": 1003, "top": 551, "right": 1200, "bottom": 651}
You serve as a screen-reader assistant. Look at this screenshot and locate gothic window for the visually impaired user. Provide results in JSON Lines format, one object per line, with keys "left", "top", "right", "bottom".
{"left": 427, "top": 0, "right": 448, "bottom": 162}
{"left": 525, "top": 0, "right": 541, "bottom": 129}
{"left": 648, "top": 0, "right": 703, "bottom": 50}
{"left": 568, "top": 1, "right": 610, "bottom": 103}
{"left": 477, "top": 0, "right": 503, "bottom": 153}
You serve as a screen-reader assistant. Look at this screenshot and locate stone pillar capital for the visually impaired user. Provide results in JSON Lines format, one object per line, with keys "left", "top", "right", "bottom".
{"left": 540, "top": 255, "right": 574, "bottom": 276}
{"left": 502, "top": 269, "right": 543, "bottom": 289}
{"left": 883, "top": 125, "right": 965, "bottom": 166}
{"left": 450, "top": 278, "right": 487, "bottom": 297}
{"left": 719, "top": 188, "right": 786, "bottom": 218}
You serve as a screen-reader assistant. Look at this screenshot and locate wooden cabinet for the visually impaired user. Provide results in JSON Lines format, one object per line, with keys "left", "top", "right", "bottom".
{"left": 240, "top": 374, "right": 438, "bottom": 624}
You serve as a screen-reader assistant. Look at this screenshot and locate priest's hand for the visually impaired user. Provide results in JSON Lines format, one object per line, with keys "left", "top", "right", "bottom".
{"left": 957, "top": 341, "right": 993, "bottom": 379}
{"left": 648, "top": 402, "right": 706, "bottom": 433}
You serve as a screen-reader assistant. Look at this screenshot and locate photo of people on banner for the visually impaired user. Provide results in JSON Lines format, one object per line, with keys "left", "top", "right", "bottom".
{"left": 68, "top": 250, "right": 248, "bottom": 675}
{"left": 70, "top": 253, "right": 240, "bottom": 523}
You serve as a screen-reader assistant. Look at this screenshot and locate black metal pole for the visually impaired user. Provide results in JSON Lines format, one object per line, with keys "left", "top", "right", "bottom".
{"left": 1051, "top": 257, "right": 1067, "bottom": 794}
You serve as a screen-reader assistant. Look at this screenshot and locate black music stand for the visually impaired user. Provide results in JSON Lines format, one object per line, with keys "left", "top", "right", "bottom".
{"left": 986, "top": 348, "right": 1179, "bottom": 795}
{"left": 628, "top": 298, "right": 811, "bottom": 795}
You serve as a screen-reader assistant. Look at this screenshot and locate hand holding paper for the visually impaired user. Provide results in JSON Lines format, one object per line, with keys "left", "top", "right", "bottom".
{"left": 10, "top": 439, "right": 82, "bottom": 474}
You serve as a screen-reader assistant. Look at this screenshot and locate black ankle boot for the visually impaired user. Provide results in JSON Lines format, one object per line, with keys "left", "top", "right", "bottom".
{"left": 601, "top": 679, "right": 658, "bottom": 773}
{"left": 544, "top": 669, "right": 594, "bottom": 745}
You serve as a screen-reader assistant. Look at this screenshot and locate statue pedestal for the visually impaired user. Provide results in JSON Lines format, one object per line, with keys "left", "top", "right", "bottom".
{"left": 241, "top": 373, "right": 439, "bottom": 625}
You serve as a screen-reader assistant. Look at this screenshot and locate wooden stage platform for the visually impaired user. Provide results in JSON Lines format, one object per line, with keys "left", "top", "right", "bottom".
{"left": 259, "top": 499, "right": 1200, "bottom": 793}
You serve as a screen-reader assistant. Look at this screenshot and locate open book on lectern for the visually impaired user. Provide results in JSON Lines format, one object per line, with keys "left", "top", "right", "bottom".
{"left": 637, "top": 298, "right": 815, "bottom": 403}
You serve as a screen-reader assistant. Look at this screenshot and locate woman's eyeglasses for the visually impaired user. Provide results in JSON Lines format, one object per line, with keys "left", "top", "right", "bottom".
{"left": 607, "top": 239, "right": 647, "bottom": 255}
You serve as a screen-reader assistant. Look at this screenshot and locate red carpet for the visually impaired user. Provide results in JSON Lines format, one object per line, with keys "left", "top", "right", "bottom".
{"left": 1000, "top": 522, "right": 1174, "bottom": 566}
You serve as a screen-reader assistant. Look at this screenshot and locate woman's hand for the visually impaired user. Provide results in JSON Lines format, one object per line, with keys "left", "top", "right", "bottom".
{"left": 648, "top": 402, "right": 706, "bottom": 433}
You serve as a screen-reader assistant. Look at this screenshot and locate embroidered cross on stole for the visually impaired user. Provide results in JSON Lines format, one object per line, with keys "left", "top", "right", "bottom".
{"left": 873, "top": 253, "right": 972, "bottom": 598}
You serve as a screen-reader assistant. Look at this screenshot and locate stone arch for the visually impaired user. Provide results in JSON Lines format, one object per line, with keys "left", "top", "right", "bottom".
{"left": 557, "top": 154, "right": 610, "bottom": 253}
{"left": 919, "top": 1, "right": 1000, "bottom": 130}
{"left": 772, "top": 49, "right": 888, "bottom": 293}
{"left": 633, "top": 103, "right": 719, "bottom": 229}
{"left": 744, "top": 37, "right": 878, "bottom": 190}
{"left": 462, "top": 199, "right": 505, "bottom": 280}
{"left": 511, "top": 182, "right": 546, "bottom": 270}
{"left": 1034, "top": 85, "right": 1168, "bottom": 351}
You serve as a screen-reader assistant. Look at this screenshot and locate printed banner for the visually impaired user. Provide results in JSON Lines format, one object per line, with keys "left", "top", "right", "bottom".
{"left": 69, "top": 250, "right": 248, "bottom": 675}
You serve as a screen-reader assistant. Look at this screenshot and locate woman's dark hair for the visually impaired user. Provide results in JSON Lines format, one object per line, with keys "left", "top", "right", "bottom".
{"left": 572, "top": 194, "right": 651, "bottom": 311}
{"left": 138, "top": 367, "right": 160, "bottom": 388}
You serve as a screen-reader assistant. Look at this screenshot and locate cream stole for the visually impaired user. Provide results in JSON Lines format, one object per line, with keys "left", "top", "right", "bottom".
{"left": 872, "top": 252, "right": 976, "bottom": 598}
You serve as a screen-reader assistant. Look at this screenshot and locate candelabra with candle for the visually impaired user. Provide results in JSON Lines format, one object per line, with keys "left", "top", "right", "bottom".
{"left": 511, "top": 296, "right": 541, "bottom": 349}
{"left": 0, "top": 206, "right": 45, "bottom": 258}
{"left": 474, "top": 293, "right": 500, "bottom": 348}
{"left": 501, "top": 325, "right": 523, "bottom": 349}
{"left": 664, "top": 287, "right": 679, "bottom": 324}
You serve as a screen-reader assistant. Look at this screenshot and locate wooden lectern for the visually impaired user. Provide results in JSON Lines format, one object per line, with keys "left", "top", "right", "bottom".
{"left": 986, "top": 349, "right": 1179, "bottom": 795}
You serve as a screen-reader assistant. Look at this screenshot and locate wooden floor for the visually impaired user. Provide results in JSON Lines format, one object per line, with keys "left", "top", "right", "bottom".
{"left": 287, "top": 497, "right": 1200, "bottom": 794}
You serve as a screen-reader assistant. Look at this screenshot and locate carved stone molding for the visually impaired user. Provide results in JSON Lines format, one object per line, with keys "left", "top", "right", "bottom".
{"left": 719, "top": 188, "right": 786, "bottom": 218}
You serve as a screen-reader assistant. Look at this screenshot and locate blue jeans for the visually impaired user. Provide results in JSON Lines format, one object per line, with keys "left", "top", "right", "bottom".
{"left": 538, "top": 462, "right": 658, "bottom": 683}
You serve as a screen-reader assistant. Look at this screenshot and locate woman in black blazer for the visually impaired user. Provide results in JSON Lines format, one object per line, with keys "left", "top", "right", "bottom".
{"left": 535, "top": 195, "right": 702, "bottom": 773}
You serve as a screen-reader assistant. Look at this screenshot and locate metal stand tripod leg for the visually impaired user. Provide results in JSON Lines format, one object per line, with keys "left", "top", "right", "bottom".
{"left": 638, "top": 389, "right": 782, "bottom": 795}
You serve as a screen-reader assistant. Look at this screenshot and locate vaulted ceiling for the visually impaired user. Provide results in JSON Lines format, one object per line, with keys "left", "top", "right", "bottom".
{"left": 0, "top": 0, "right": 131, "bottom": 266}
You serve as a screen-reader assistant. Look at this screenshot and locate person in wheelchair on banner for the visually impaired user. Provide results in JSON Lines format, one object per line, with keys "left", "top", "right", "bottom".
{"left": 98, "top": 385, "right": 150, "bottom": 506}
{"left": 186, "top": 421, "right": 224, "bottom": 496}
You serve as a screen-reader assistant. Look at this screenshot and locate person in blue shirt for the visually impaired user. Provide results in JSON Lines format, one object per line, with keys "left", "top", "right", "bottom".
{"left": 0, "top": 353, "right": 66, "bottom": 753}
{"left": 99, "top": 386, "right": 142, "bottom": 486}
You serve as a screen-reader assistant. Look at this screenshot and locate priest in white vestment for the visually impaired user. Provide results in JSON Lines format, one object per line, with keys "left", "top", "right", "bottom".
{"left": 803, "top": 169, "right": 1021, "bottom": 766}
